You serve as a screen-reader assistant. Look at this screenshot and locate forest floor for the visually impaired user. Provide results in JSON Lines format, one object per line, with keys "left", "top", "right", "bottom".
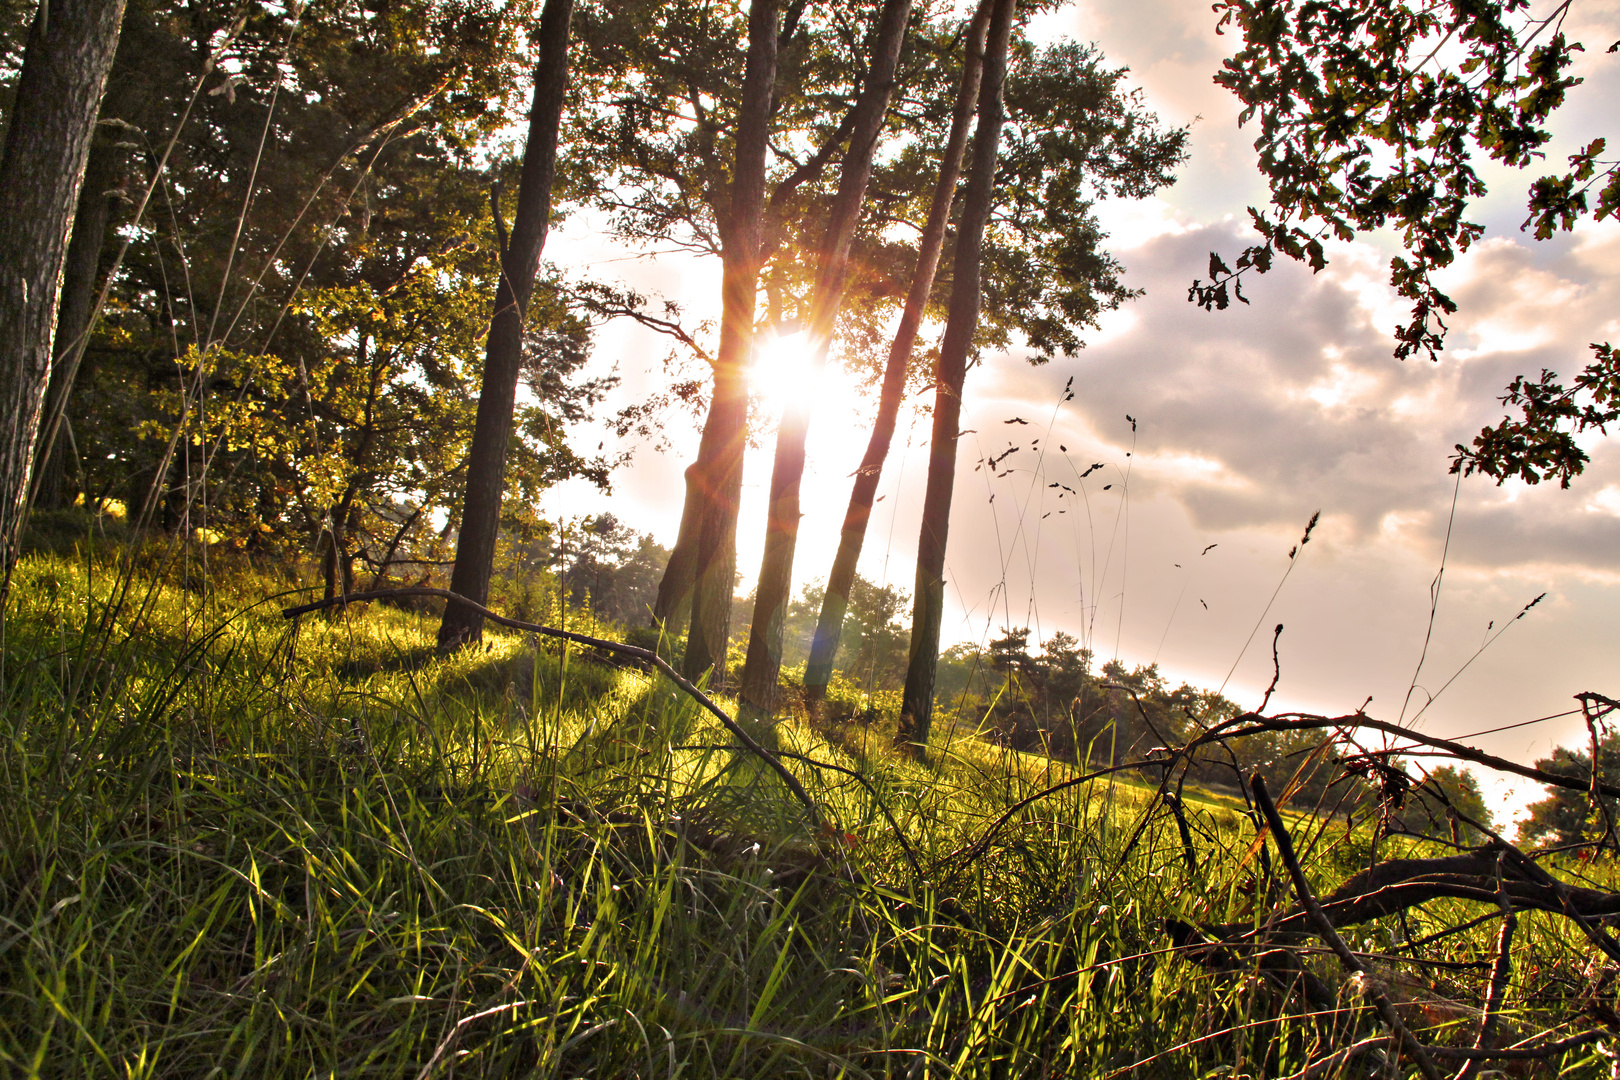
{"left": 0, "top": 539, "right": 1611, "bottom": 1078}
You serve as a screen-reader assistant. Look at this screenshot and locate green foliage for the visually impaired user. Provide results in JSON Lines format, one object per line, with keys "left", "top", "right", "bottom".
{"left": 1197, "top": 0, "right": 1589, "bottom": 360}
{"left": 980, "top": 39, "right": 1187, "bottom": 362}
{"left": 940, "top": 627, "right": 1237, "bottom": 769}
{"left": 1400, "top": 763, "right": 1496, "bottom": 840}
{"left": 1520, "top": 731, "right": 1620, "bottom": 846}
{"left": 1202, "top": 0, "right": 1619, "bottom": 487}
{"left": 61, "top": 0, "right": 609, "bottom": 572}
{"left": 556, "top": 513, "right": 672, "bottom": 626}
{"left": 1454, "top": 343, "right": 1620, "bottom": 488}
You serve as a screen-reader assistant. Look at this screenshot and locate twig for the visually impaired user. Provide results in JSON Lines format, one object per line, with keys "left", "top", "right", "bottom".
{"left": 1440, "top": 802, "right": 1620, "bottom": 967}
{"left": 1251, "top": 774, "right": 1444, "bottom": 1080}
{"left": 1258, "top": 623, "right": 1283, "bottom": 712}
{"left": 281, "top": 587, "right": 822, "bottom": 829}
{"left": 1581, "top": 691, "right": 1620, "bottom": 853}
{"left": 1455, "top": 855, "right": 1518, "bottom": 1080}
{"left": 1277, "top": 1035, "right": 1389, "bottom": 1080}
{"left": 1495, "top": 835, "right": 1620, "bottom": 966}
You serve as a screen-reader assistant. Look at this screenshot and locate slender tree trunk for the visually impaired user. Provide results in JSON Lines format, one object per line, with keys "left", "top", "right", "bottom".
{"left": 322, "top": 526, "right": 342, "bottom": 606}
{"left": 33, "top": 132, "right": 123, "bottom": 511}
{"left": 803, "top": 0, "right": 992, "bottom": 712}
{"left": 679, "top": 0, "right": 781, "bottom": 685}
{"left": 0, "top": 0, "right": 126, "bottom": 595}
{"left": 438, "top": 0, "right": 574, "bottom": 650}
{"left": 899, "top": 0, "right": 1015, "bottom": 750}
{"left": 736, "top": 0, "right": 915, "bottom": 720}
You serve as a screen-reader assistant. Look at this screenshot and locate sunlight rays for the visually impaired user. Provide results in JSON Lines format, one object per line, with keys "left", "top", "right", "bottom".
{"left": 747, "top": 329, "right": 824, "bottom": 421}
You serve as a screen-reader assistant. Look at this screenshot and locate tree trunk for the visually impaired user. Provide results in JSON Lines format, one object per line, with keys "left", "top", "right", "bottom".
{"left": 736, "top": 0, "right": 915, "bottom": 720}
{"left": 898, "top": 0, "right": 1015, "bottom": 750}
{"left": 0, "top": 0, "right": 126, "bottom": 594}
{"left": 32, "top": 16, "right": 145, "bottom": 515}
{"left": 803, "top": 0, "right": 992, "bottom": 713}
{"left": 679, "top": 0, "right": 781, "bottom": 685}
{"left": 438, "top": 0, "right": 574, "bottom": 650}
{"left": 322, "top": 525, "right": 342, "bottom": 607}
{"left": 33, "top": 127, "right": 123, "bottom": 511}
{"left": 650, "top": 459, "right": 701, "bottom": 638}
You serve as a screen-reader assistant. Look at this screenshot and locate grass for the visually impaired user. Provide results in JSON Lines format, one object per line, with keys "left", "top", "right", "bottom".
{"left": 1, "top": 543, "right": 1613, "bottom": 1078}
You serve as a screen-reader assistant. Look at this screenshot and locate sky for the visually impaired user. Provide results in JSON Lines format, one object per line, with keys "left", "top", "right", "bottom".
{"left": 542, "top": 0, "right": 1620, "bottom": 829}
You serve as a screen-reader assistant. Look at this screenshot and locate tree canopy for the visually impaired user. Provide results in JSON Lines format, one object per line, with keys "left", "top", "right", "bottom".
{"left": 2, "top": 0, "right": 613, "bottom": 593}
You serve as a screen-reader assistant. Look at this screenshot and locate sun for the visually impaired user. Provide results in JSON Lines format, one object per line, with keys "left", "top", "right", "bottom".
{"left": 748, "top": 330, "right": 824, "bottom": 421}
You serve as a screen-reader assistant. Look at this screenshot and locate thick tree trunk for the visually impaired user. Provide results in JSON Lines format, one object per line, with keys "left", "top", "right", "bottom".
{"left": 0, "top": 0, "right": 126, "bottom": 593}
{"left": 803, "top": 0, "right": 992, "bottom": 712}
{"left": 649, "top": 460, "right": 701, "bottom": 640}
{"left": 736, "top": 0, "right": 915, "bottom": 720}
{"left": 679, "top": 0, "right": 780, "bottom": 685}
{"left": 33, "top": 128, "right": 123, "bottom": 511}
{"left": 898, "top": 0, "right": 1015, "bottom": 750}
{"left": 438, "top": 0, "right": 574, "bottom": 650}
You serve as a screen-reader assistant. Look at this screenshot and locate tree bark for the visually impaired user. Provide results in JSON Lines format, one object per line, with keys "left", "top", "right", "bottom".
{"left": 650, "top": 460, "right": 701, "bottom": 642}
{"left": 803, "top": 0, "right": 992, "bottom": 712}
{"left": 0, "top": 0, "right": 126, "bottom": 593}
{"left": 678, "top": 0, "right": 780, "bottom": 685}
{"left": 438, "top": 0, "right": 575, "bottom": 650}
{"left": 736, "top": 0, "right": 915, "bottom": 720}
{"left": 898, "top": 0, "right": 1015, "bottom": 749}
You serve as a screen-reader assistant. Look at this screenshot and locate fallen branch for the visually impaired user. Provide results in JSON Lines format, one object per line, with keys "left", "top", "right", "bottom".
{"left": 1187, "top": 710, "right": 1620, "bottom": 801}
{"left": 281, "top": 587, "right": 822, "bottom": 829}
{"left": 1278, "top": 1031, "right": 1608, "bottom": 1080}
{"left": 1190, "top": 845, "right": 1620, "bottom": 943}
{"left": 1252, "top": 773, "right": 1444, "bottom": 1080}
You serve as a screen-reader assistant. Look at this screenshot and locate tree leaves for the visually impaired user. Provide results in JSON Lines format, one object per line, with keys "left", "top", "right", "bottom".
{"left": 1452, "top": 342, "right": 1620, "bottom": 487}
{"left": 1201, "top": 0, "right": 1589, "bottom": 362}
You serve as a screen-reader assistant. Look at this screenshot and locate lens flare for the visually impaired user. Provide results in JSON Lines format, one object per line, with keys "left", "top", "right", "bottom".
{"left": 748, "top": 330, "right": 822, "bottom": 420}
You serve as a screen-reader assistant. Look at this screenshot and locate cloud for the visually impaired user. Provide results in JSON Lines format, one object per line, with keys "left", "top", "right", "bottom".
{"left": 969, "top": 213, "right": 1620, "bottom": 574}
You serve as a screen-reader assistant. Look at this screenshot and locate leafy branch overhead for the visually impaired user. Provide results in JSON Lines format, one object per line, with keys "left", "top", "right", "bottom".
{"left": 1196, "top": 0, "right": 1619, "bottom": 486}
{"left": 1455, "top": 343, "right": 1620, "bottom": 487}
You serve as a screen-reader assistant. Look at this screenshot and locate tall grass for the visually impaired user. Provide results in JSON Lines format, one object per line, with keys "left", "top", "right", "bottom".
{"left": 0, "top": 543, "right": 1610, "bottom": 1078}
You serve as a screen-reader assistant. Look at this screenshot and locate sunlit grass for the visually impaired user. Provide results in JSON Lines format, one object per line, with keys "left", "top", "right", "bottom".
{"left": 0, "top": 547, "right": 1609, "bottom": 1077}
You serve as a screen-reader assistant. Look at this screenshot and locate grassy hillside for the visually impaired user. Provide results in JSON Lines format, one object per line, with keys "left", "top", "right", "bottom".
{"left": 0, "top": 544, "right": 1609, "bottom": 1078}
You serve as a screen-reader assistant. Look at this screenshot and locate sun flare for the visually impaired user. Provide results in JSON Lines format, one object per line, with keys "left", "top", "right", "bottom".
{"left": 748, "top": 330, "right": 823, "bottom": 420}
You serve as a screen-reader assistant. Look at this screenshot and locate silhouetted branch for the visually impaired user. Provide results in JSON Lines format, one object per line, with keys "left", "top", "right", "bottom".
{"left": 1187, "top": 709, "right": 1620, "bottom": 801}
